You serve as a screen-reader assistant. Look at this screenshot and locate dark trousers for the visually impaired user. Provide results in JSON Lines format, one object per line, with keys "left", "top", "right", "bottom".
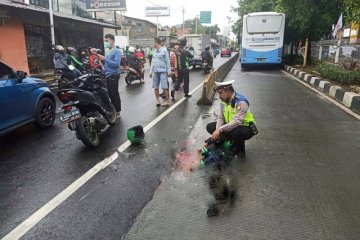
{"left": 148, "top": 56, "right": 153, "bottom": 66}
{"left": 206, "top": 122, "right": 253, "bottom": 154}
{"left": 174, "top": 68, "right": 190, "bottom": 94}
{"left": 106, "top": 74, "right": 121, "bottom": 112}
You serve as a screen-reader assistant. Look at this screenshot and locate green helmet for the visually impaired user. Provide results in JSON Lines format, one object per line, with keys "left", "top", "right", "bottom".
{"left": 127, "top": 125, "right": 145, "bottom": 144}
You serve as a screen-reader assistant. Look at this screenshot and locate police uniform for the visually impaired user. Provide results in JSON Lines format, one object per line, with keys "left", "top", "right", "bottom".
{"left": 206, "top": 80, "right": 257, "bottom": 157}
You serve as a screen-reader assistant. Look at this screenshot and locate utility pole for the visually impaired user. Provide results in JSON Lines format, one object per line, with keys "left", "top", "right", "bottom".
{"left": 182, "top": 5, "right": 185, "bottom": 35}
{"left": 114, "top": 11, "right": 118, "bottom": 35}
{"left": 48, "top": 0, "right": 55, "bottom": 47}
{"left": 195, "top": 15, "right": 198, "bottom": 35}
{"left": 156, "top": 16, "right": 159, "bottom": 37}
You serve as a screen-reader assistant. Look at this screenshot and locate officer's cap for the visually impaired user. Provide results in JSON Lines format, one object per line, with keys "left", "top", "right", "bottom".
{"left": 215, "top": 80, "right": 235, "bottom": 91}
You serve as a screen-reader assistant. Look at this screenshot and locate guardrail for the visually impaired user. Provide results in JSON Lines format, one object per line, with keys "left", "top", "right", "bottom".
{"left": 197, "top": 53, "right": 239, "bottom": 105}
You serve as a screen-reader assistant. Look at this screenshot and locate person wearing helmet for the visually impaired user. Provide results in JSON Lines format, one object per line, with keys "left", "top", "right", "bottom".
{"left": 136, "top": 49, "right": 144, "bottom": 60}
{"left": 128, "top": 47, "right": 144, "bottom": 83}
{"left": 53, "top": 45, "right": 68, "bottom": 70}
{"left": 171, "top": 37, "right": 194, "bottom": 99}
{"left": 65, "top": 47, "right": 83, "bottom": 77}
{"left": 89, "top": 48, "right": 103, "bottom": 71}
{"left": 201, "top": 46, "right": 213, "bottom": 67}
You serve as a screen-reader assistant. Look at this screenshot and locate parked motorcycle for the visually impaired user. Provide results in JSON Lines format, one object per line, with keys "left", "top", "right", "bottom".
{"left": 55, "top": 65, "right": 78, "bottom": 90}
{"left": 56, "top": 65, "right": 104, "bottom": 90}
{"left": 57, "top": 73, "right": 116, "bottom": 148}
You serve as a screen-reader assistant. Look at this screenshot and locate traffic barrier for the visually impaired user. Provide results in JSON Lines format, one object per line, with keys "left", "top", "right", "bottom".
{"left": 197, "top": 53, "right": 239, "bottom": 105}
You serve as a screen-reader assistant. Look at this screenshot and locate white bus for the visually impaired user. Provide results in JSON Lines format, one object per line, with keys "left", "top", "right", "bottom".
{"left": 240, "top": 12, "right": 285, "bottom": 66}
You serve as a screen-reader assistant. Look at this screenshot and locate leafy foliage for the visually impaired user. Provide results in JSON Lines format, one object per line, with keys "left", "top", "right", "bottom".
{"left": 316, "top": 62, "right": 360, "bottom": 85}
{"left": 232, "top": 0, "right": 344, "bottom": 43}
{"left": 182, "top": 19, "right": 220, "bottom": 38}
{"left": 344, "top": 0, "right": 360, "bottom": 24}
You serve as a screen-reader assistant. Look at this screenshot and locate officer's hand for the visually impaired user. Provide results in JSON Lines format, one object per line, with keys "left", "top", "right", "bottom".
{"left": 211, "top": 129, "right": 221, "bottom": 141}
{"left": 97, "top": 54, "right": 105, "bottom": 61}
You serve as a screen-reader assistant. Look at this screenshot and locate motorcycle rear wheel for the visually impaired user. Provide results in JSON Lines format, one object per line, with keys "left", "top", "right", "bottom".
{"left": 125, "top": 75, "right": 132, "bottom": 85}
{"left": 76, "top": 116, "right": 100, "bottom": 148}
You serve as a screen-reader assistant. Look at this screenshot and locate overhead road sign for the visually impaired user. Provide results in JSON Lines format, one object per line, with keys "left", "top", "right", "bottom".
{"left": 86, "top": 0, "right": 127, "bottom": 12}
{"left": 200, "top": 11, "right": 211, "bottom": 24}
{"left": 145, "top": 6, "right": 170, "bottom": 17}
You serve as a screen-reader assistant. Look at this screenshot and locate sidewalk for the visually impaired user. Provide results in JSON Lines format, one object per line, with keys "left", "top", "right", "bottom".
{"left": 124, "top": 63, "right": 360, "bottom": 240}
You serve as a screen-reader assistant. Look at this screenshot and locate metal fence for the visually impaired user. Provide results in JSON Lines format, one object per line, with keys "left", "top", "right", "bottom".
{"left": 197, "top": 53, "right": 239, "bottom": 105}
{"left": 310, "top": 39, "right": 360, "bottom": 65}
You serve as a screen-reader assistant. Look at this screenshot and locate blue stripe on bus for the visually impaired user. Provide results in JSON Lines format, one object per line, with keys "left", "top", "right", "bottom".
{"left": 240, "top": 48, "right": 282, "bottom": 64}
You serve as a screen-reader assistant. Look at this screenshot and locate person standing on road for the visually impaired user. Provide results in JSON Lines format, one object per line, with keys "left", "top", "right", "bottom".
{"left": 172, "top": 37, "right": 194, "bottom": 99}
{"left": 97, "top": 33, "right": 122, "bottom": 118}
{"left": 206, "top": 80, "right": 257, "bottom": 158}
{"left": 148, "top": 47, "right": 153, "bottom": 66}
{"left": 150, "top": 37, "right": 171, "bottom": 107}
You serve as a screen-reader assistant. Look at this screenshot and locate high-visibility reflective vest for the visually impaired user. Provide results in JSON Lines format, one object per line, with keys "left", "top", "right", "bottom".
{"left": 223, "top": 93, "right": 256, "bottom": 126}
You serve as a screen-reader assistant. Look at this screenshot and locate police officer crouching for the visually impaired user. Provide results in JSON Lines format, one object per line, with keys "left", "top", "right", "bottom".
{"left": 206, "top": 80, "right": 258, "bottom": 158}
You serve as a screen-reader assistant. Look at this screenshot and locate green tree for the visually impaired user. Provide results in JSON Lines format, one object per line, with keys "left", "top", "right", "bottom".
{"left": 232, "top": 0, "right": 344, "bottom": 43}
{"left": 278, "top": 0, "right": 343, "bottom": 42}
{"left": 179, "top": 19, "right": 220, "bottom": 38}
{"left": 344, "top": 0, "right": 360, "bottom": 23}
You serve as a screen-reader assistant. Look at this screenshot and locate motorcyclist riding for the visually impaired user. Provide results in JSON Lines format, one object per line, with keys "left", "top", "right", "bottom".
{"left": 201, "top": 46, "right": 213, "bottom": 68}
{"left": 128, "top": 47, "right": 144, "bottom": 83}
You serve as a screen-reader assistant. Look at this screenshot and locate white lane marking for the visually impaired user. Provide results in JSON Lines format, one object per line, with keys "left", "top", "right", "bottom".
{"left": 282, "top": 70, "right": 360, "bottom": 120}
{"left": 1, "top": 81, "right": 205, "bottom": 240}
{"left": 1, "top": 151, "right": 118, "bottom": 240}
{"left": 143, "top": 83, "right": 204, "bottom": 133}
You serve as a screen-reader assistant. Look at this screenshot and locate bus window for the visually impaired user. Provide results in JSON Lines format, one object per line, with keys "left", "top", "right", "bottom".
{"left": 247, "top": 15, "right": 283, "bottom": 34}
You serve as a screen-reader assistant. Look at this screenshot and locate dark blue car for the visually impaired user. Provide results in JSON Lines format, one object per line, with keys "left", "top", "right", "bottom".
{"left": 0, "top": 61, "right": 56, "bottom": 136}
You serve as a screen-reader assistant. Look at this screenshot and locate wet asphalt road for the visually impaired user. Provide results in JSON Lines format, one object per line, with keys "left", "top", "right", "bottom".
{"left": 0, "top": 56, "right": 230, "bottom": 239}
{"left": 2, "top": 55, "right": 360, "bottom": 239}
{"left": 125, "top": 63, "right": 360, "bottom": 240}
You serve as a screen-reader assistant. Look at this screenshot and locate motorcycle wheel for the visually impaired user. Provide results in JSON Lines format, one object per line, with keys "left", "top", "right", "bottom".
{"left": 76, "top": 116, "right": 100, "bottom": 148}
{"left": 58, "top": 77, "right": 72, "bottom": 90}
{"left": 125, "top": 75, "right": 132, "bottom": 85}
{"left": 107, "top": 103, "right": 117, "bottom": 126}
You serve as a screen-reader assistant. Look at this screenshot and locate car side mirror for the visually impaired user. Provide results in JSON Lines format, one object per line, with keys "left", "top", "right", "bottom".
{"left": 17, "top": 71, "right": 27, "bottom": 80}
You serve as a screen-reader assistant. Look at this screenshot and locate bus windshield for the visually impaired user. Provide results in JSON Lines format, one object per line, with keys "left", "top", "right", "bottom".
{"left": 247, "top": 15, "right": 283, "bottom": 34}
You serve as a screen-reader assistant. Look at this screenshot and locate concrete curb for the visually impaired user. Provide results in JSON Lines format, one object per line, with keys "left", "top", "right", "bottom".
{"left": 284, "top": 65, "right": 360, "bottom": 115}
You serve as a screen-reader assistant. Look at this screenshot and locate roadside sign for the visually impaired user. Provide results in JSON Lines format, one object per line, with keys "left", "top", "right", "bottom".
{"left": 157, "top": 31, "right": 170, "bottom": 37}
{"left": 86, "top": 0, "right": 127, "bottom": 12}
{"left": 200, "top": 11, "right": 211, "bottom": 24}
{"left": 145, "top": 6, "right": 170, "bottom": 17}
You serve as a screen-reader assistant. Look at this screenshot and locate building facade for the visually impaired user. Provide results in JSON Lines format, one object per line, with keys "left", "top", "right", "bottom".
{"left": 96, "top": 12, "right": 157, "bottom": 48}
{"left": 0, "top": 0, "right": 118, "bottom": 73}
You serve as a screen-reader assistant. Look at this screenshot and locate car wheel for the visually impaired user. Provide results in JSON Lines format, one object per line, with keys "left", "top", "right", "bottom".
{"left": 34, "top": 97, "right": 56, "bottom": 129}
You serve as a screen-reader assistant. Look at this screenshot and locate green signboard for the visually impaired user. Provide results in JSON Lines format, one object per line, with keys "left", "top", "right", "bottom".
{"left": 200, "top": 11, "right": 212, "bottom": 24}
